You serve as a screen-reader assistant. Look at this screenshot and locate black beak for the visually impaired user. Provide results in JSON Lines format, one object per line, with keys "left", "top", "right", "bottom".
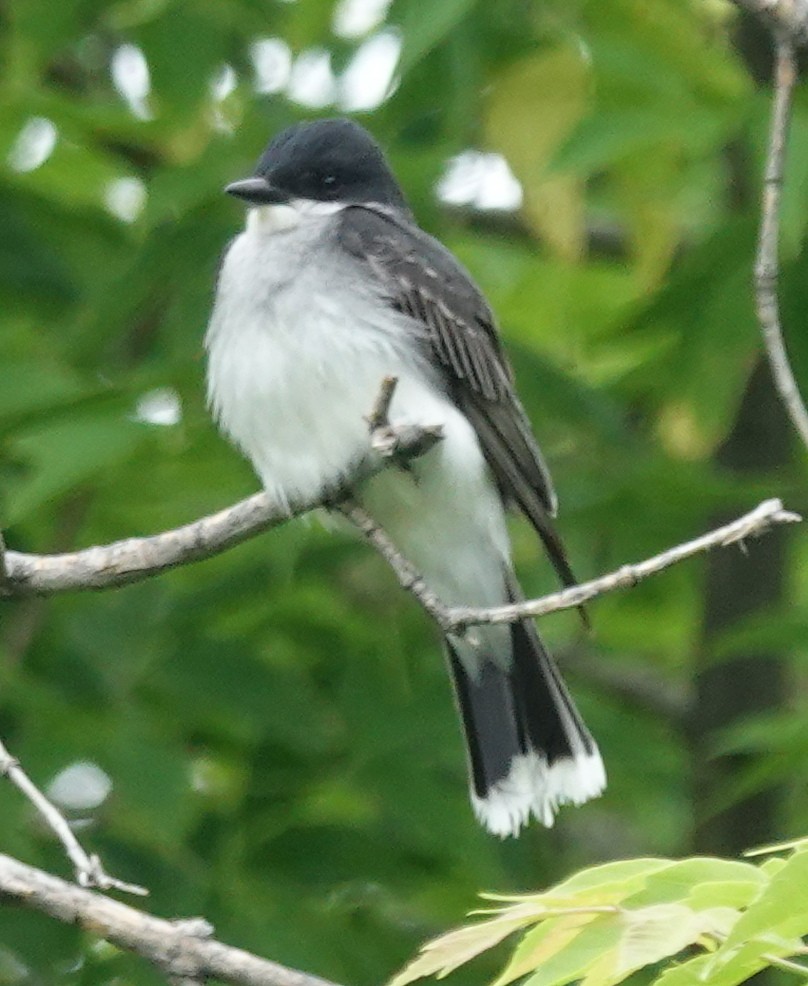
{"left": 225, "top": 176, "right": 290, "bottom": 205}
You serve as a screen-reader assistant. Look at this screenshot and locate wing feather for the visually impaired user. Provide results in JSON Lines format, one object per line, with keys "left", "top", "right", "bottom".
{"left": 338, "top": 204, "right": 576, "bottom": 588}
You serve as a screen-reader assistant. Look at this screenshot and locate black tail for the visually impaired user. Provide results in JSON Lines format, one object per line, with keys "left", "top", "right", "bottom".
{"left": 445, "top": 610, "right": 605, "bottom": 837}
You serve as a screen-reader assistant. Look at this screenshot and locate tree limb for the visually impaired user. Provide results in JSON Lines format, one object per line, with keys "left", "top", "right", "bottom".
{"left": 753, "top": 37, "right": 808, "bottom": 450}
{"left": 0, "top": 370, "right": 798, "bottom": 645}
{"left": 0, "top": 383, "right": 442, "bottom": 601}
{"left": 336, "top": 500, "right": 454, "bottom": 630}
{"left": 0, "top": 854, "right": 343, "bottom": 986}
{"left": 0, "top": 490, "right": 303, "bottom": 599}
{"left": 1, "top": 472, "right": 799, "bottom": 635}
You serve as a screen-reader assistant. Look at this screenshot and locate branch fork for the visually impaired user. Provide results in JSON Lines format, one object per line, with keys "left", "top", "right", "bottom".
{"left": 365, "top": 374, "right": 444, "bottom": 464}
{"left": 0, "top": 737, "right": 146, "bottom": 896}
{"left": 345, "top": 497, "right": 800, "bottom": 634}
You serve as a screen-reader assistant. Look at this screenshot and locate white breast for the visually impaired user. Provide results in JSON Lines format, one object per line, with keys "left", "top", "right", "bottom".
{"left": 205, "top": 207, "right": 511, "bottom": 617}
{"left": 207, "top": 211, "right": 431, "bottom": 506}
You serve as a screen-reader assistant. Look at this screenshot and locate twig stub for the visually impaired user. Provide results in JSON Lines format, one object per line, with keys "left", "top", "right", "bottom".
{"left": 365, "top": 374, "right": 399, "bottom": 432}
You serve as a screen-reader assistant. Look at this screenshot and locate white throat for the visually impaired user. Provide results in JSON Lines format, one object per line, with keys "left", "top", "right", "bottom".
{"left": 246, "top": 198, "right": 347, "bottom": 235}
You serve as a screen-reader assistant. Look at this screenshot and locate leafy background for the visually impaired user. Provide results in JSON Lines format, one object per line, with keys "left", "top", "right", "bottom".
{"left": 1, "top": 0, "right": 807, "bottom": 983}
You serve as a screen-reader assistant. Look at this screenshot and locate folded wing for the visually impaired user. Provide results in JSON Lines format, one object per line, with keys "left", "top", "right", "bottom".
{"left": 337, "top": 204, "right": 577, "bottom": 589}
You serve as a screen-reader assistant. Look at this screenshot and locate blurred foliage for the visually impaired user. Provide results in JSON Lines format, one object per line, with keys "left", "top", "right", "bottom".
{"left": 0, "top": 0, "right": 807, "bottom": 984}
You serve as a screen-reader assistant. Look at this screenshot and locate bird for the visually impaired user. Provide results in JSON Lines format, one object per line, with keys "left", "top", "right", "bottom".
{"left": 205, "top": 117, "right": 606, "bottom": 837}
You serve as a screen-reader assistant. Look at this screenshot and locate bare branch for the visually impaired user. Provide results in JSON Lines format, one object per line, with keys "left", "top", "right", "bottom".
{"left": 0, "top": 370, "right": 799, "bottom": 652}
{"left": 0, "top": 854, "right": 343, "bottom": 986}
{"left": 731, "top": 0, "right": 808, "bottom": 44}
{"left": 0, "top": 737, "right": 146, "bottom": 896}
{"left": 341, "top": 499, "right": 799, "bottom": 633}
{"left": 753, "top": 37, "right": 808, "bottom": 451}
{"left": 448, "top": 499, "right": 799, "bottom": 628}
{"left": 336, "top": 500, "right": 454, "bottom": 632}
{"left": 0, "top": 379, "right": 444, "bottom": 601}
{"left": 0, "top": 491, "right": 303, "bottom": 599}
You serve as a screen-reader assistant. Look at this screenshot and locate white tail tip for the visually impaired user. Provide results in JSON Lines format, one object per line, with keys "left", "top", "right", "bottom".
{"left": 471, "top": 749, "right": 607, "bottom": 838}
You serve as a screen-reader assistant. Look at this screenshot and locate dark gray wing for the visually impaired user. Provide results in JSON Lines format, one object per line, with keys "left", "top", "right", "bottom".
{"left": 337, "top": 204, "right": 577, "bottom": 590}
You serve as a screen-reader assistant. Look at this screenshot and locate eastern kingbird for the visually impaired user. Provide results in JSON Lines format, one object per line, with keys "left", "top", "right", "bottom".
{"left": 205, "top": 118, "right": 605, "bottom": 837}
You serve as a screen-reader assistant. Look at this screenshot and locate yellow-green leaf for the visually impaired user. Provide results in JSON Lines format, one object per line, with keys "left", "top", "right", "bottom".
{"left": 581, "top": 905, "right": 737, "bottom": 986}
{"left": 486, "top": 45, "right": 589, "bottom": 262}
{"left": 494, "top": 912, "right": 600, "bottom": 986}
{"left": 387, "top": 911, "right": 530, "bottom": 986}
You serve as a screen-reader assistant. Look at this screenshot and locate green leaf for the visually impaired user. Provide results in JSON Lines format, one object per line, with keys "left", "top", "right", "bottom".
{"left": 546, "top": 859, "right": 675, "bottom": 897}
{"left": 390, "top": 860, "right": 676, "bottom": 986}
{"left": 493, "top": 913, "right": 602, "bottom": 986}
{"left": 582, "top": 905, "right": 736, "bottom": 986}
{"left": 395, "top": 0, "right": 477, "bottom": 75}
{"left": 702, "top": 941, "right": 803, "bottom": 986}
{"left": 708, "top": 849, "right": 808, "bottom": 969}
{"left": 622, "top": 858, "right": 765, "bottom": 909}
{"left": 521, "top": 914, "right": 623, "bottom": 986}
{"left": 653, "top": 954, "right": 726, "bottom": 986}
{"left": 387, "top": 910, "right": 532, "bottom": 986}
{"left": 486, "top": 46, "right": 589, "bottom": 260}
{"left": 4, "top": 408, "right": 146, "bottom": 523}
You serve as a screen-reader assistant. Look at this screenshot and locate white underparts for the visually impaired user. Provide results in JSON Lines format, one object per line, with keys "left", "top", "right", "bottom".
{"left": 471, "top": 749, "right": 607, "bottom": 838}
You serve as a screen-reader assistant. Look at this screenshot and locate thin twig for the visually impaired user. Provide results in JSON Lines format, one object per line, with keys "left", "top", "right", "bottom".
{"left": 336, "top": 500, "right": 454, "bottom": 631}
{"left": 341, "top": 499, "right": 799, "bottom": 633}
{"left": 0, "top": 854, "right": 342, "bottom": 986}
{"left": 0, "top": 737, "right": 146, "bottom": 895}
{"left": 447, "top": 498, "right": 799, "bottom": 628}
{"left": 754, "top": 37, "right": 808, "bottom": 451}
